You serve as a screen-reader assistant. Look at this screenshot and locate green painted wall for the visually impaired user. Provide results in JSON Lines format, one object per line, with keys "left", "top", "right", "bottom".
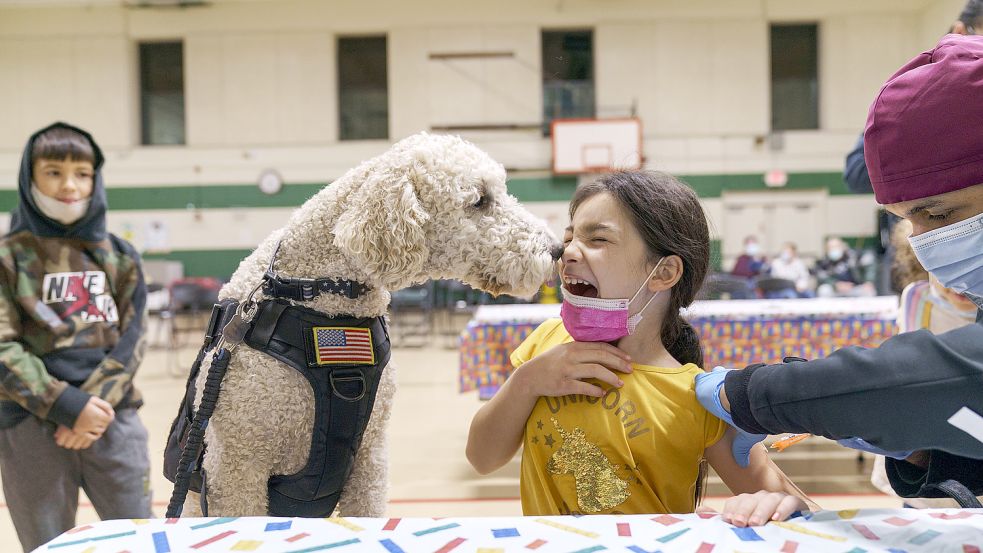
{"left": 143, "top": 249, "right": 254, "bottom": 279}
{"left": 1, "top": 171, "right": 865, "bottom": 277}
{"left": 0, "top": 171, "right": 857, "bottom": 212}
{"left": 144, "top": 244, "right": 729, "bottom": 278}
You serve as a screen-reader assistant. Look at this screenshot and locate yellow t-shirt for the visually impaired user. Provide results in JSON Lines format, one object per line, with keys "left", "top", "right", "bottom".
{"left": 511, "top": 319, "right": 727, "bottom": 516}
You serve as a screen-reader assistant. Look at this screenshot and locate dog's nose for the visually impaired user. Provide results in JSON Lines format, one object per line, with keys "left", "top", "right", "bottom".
{"left": 549, "top": 242, "right": 564, "bottom": 261}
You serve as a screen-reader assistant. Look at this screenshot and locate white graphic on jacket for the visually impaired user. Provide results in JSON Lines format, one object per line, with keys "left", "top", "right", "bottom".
{"left": 41, "top": 271, "right": 119, "bottom": 322}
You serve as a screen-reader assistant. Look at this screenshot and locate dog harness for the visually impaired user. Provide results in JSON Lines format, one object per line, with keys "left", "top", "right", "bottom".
{"left": 164, "top": 244, "right": 390, "bottom": 517}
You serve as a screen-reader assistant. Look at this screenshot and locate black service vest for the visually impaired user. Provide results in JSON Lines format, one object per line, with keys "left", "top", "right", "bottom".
{"left": 163, "top": 298, "right": 390, "bottom": 517}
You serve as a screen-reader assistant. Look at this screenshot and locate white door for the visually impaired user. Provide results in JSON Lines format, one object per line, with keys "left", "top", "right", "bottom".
{"left": 720, "top": 190, "right": 827, "bottom": 270}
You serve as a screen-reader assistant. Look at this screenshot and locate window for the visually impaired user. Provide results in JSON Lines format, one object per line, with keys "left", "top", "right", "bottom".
{"left": 542, "top": 30, "right": 594, "bottom": 135}
{"left": 770, "top": 24, "right": 819, "bottom": 131}
{"left": 139, "top": 42, "right": 186, "bottom": 145}
{"left": 338, "top": 36, "right": 389, "bottom": 140}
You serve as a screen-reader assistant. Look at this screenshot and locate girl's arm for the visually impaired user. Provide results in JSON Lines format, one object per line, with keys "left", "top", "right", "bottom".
{"left": 705, "top": 428, "right": 818, "bottom": 526}
{"left": 465, "top": 363, "right": 541, "bottom": 475}
{"left": 466, "top": 341, "right": 632, "bottom": 474}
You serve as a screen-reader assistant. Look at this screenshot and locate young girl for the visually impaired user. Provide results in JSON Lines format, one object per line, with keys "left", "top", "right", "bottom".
{"left": 467, "top": 171, "right": 811, "bottom": 525}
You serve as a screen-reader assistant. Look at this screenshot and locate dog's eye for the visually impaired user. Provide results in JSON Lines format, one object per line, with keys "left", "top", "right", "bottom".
{"left": 472, "top": 195, "right": 489, "bottom": 209}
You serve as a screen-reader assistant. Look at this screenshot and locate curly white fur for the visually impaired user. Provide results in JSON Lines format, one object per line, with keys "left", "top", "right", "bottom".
{"left": 182, "top": 133, "right": 559, "bottom": 517}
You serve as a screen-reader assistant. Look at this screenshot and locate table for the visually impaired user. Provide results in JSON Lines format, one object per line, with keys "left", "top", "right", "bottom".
{"left": 38, "top": 510, "right": 983, "bottom": 552}
{"left": 460, "top": 297, "right": 899, "bottom": 398}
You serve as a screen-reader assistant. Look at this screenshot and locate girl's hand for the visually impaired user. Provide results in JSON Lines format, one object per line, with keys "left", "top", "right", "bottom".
{"left": 717, "top": 490, "right": 808, "bottom": 526}
{"left": 515, "top": 340, "right": 633, "bottom": 398}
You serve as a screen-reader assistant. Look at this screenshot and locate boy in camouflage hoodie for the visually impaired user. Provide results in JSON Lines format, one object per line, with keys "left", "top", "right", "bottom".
{"left": 0, "top": 122, "right": 151, "bottom": 551}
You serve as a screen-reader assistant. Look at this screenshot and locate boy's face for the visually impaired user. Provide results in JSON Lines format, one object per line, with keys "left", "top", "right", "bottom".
{"left": 32, "top": 157, "right": 94, "bottom": 202}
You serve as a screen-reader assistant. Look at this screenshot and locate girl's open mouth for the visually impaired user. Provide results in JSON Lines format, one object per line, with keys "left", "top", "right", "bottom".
{"left": 563, "top": 279, "right": 598, "bottom": 298}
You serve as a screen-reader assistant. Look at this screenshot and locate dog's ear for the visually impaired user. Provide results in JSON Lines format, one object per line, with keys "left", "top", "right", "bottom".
{"left": 333, "top": 172, "right": 430, "bottom": 289}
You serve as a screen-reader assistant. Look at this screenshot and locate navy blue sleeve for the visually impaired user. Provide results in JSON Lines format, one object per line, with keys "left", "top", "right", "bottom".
{"left": 725, "top": 321, "right": 983, "bottom": 459}
{"left": 843, "top": 134, "right": 873, "bottom": 194}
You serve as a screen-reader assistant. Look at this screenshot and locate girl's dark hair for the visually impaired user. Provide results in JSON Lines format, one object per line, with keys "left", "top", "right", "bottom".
{"left": 31, "top": 126, "right": 95, "bottom": 164}
{"left": 889, "top": 219, "right": 928, "bottom": 293}
{"left": 959, "top": 0, "right": 983, "bottom": 28}
{"left": 569, "top": 171, "right": 710, "bottom": 367}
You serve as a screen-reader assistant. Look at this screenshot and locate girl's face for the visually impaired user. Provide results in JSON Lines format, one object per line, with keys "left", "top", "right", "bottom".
{"left": 32, "top": 157, "right": 94, "bottom": 202}
{"left": 561, "top": 192, "right": 654, "bottom": 300}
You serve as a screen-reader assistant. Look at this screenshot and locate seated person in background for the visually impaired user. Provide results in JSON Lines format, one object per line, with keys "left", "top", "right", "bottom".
{"left": 766, "top": 242, "right": 815, "bottom": 298}
{"left": 730, "top": 235, "right": 768, "bottom": 279}
{"left": 813, "top": 237, "right": 876, "bottom": 297}
{"left": 869, "top": 218, "right": 980, "bottom": 507}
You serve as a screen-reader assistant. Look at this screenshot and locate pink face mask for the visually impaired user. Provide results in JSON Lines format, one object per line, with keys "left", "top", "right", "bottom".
{"left": 559, "top": 258, "right": 664, "bottom": 342}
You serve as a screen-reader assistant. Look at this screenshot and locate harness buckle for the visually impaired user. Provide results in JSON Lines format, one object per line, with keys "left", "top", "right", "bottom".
{"left": 297, "top": 278, "right": 317, "bottom": 301}
{"left": 202, "top": 303, "right": 224, "bottom": 349}
{"left": 344, "top": 282, "right": 361, "bottom": 299}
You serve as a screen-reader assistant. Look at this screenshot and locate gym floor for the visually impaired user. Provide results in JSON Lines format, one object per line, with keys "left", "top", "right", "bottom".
{"left": 0, "top": 339, "right": 899, "bottom": 550}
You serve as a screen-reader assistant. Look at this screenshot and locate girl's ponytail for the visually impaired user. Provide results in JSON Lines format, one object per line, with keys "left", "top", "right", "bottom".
{"left": 661, "top": 314, "right": 704, "bottom": 367}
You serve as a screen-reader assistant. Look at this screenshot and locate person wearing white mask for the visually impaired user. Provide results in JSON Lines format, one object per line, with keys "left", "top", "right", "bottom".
{"left": 694, "top": 34, "right": 983, "bottom": 516}
{"left": 768, "top": 242, "right": 814, "bottom": 298}
{"left": 0, "top": 122, "right": 152, "bottom": 551}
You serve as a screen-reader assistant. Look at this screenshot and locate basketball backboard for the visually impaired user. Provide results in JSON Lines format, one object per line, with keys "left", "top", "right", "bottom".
{"left": 551, "top": 118, "right": 643, "bottom": 174}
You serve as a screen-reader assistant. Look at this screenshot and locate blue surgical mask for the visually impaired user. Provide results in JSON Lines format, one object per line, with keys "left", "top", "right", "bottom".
{"left": 908, "top": 212, "right": 983, "bottom": 310}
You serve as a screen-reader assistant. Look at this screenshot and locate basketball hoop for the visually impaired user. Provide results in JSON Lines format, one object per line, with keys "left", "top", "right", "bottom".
{"left": 551, "top": 118, "right": 643, "bottom": 175}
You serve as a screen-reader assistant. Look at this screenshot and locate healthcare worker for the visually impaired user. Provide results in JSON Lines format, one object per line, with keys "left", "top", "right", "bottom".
{"left": 696, "top": 34, "right": 983, "bottom": 503}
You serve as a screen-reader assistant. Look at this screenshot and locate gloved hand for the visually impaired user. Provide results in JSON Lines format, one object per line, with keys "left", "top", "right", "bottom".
{"left": 695, "top": 367, "right": 767, "bottom": 468}
{"left": 835, "top": 437, "right": 913, "bottom": 460}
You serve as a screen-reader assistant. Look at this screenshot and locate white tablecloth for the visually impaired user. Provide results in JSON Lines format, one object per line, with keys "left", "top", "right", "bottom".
{"left": 38, "top": 509, "right": 983, "bottom": 552}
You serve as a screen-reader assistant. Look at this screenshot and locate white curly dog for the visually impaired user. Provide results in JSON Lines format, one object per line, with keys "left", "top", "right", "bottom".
{"left": 182, "top": 133, "right": 560, "bottom": 517}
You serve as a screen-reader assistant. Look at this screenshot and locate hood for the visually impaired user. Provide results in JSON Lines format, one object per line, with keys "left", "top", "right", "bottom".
{"left": 8, "top": 121, "right": 108, "bottom": 242}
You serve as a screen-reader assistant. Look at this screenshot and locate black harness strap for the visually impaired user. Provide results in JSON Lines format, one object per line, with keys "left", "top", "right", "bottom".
{"left": 923, "top": 479, "right": 983, "bottom": 509}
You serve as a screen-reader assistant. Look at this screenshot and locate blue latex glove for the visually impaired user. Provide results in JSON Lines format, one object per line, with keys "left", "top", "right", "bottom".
{"left": 695, "top": 367, "right": 767, "bottom": 468}
{"left": 835, "top": 437, "right": 913, "bottom": 460}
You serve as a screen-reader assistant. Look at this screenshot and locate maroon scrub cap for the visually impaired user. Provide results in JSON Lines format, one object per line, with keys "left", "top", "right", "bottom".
{"left": 864, "top": 34, "right": 983, "bottom": 204}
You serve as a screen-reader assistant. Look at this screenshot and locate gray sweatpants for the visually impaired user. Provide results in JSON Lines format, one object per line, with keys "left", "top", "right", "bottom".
{"left": 0, "top": 409, "right": 152, "bottom": 552}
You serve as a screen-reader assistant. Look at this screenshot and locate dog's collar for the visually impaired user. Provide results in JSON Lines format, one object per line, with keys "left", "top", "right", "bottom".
{"left": 261, "top": 240, "right": 371, "bottom": 301}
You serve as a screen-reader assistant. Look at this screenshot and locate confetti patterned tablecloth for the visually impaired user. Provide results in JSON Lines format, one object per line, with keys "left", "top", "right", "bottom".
{"left": 459, "top": 300, "right": 898, "bottom": 398}
{"left": 37, "top": 510, "right": 983, "bottom": 553}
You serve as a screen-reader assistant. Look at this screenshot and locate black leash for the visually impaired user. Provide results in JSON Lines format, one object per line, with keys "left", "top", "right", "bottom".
{"left": 165, "top": 302, "right": 254, "bottom": 518}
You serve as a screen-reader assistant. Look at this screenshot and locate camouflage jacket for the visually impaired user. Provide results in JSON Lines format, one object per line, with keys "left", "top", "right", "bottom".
{"left": 0, "top": 230, "right": 147, "bottom": 429}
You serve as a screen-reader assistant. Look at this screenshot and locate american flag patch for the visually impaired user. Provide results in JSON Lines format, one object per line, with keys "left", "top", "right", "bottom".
{"left": 312, "top": 327, "right": 374, "bottom": 365}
